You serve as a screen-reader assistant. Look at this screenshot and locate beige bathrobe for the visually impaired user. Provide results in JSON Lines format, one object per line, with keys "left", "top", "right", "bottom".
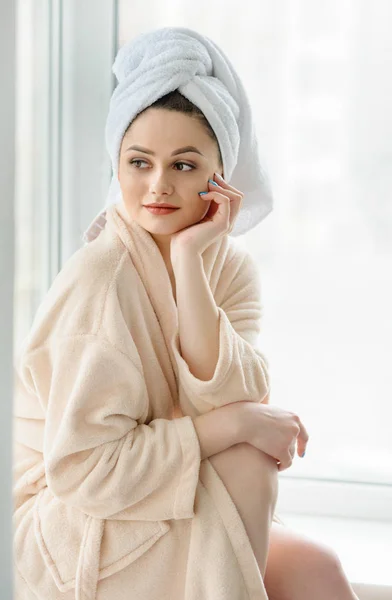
{"left": 13, "top": 201, "right": 282, "bottom": 600}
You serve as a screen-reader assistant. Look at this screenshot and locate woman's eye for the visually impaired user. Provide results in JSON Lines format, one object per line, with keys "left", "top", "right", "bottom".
{"left": 129, "top": 159, "right": 194, "bottom": 171}
{"left": 174, "top": 162, "right": 194, "bottom": 171}
{"left": 130, "top": 159, "right": 148, "bottom": 168}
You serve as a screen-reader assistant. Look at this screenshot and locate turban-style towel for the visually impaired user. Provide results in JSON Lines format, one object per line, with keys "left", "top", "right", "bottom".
{"left": 83, "top": 26, "right": 273, "bottom": 244}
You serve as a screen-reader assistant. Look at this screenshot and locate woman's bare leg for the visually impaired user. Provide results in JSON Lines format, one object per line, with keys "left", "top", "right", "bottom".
{"left": 264, "top": 521, "right": 360, "bottom": 600}
{"left": 208, "top": 442, "right": 279, "bottom": 577}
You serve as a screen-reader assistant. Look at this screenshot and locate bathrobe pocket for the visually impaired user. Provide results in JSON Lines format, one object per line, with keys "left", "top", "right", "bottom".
{"left": 33, "top": 486, "right": 170, "bottom": 593}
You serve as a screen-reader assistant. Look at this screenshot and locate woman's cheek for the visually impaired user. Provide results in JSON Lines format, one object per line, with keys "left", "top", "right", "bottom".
{"left": 193, "top": 200, "right": 211, "bottom": 222}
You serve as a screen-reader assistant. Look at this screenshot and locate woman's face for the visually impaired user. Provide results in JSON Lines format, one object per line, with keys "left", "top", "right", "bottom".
{"left": 118, "top": 108, "right": 223, "bottom": 254}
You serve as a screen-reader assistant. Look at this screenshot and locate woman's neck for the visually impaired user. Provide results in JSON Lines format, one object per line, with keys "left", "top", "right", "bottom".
{"left": 150, "top": 234, "right": 172, "bottom": 269}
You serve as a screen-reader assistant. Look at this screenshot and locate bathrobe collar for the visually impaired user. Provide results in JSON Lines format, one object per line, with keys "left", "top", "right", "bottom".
{"left": 106, "top": 199, "right": 179, "bottom": 327}
{"left": 104, "top": 201, "right": 196, "bottom": 402}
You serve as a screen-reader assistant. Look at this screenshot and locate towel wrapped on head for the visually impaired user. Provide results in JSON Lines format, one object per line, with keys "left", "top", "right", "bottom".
{"left": 83, "top": 26, "right": 273, "bottom": 244}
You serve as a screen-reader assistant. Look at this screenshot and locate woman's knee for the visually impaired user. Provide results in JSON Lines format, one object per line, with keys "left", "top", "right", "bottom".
{"left": 297, "top": 539, "right": 342, "bottom": 573}
{"left": 265, "top": 530, "right": 346, "bottom": 600}
{"left": 267, "top": 523, "right": 343, "bottom": 578}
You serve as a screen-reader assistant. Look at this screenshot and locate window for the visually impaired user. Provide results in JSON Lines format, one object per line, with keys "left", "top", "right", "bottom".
{"left": 14, "top": 0, "right": 51, "bottom": 354}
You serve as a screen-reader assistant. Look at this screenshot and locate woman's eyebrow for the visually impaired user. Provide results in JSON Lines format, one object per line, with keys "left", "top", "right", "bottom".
{"left": 125, "top": 144, "right": 204, "bottom": 157}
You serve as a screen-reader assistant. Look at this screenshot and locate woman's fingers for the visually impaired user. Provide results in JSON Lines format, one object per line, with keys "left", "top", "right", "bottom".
{"left": 204, "top": 185, "right": 242, "bottom": 231}
{"left": 202, "top": 173, "right": 244, "bottom": 233}
{"left": 295, "top": 416, "right": 310, "bottom": 457}
{"left": 213, "top": 172, "right": 243, "bottom": 198}
{"left": 277, "top": 452, "right": 293, "bottom": 472}
{"left": 208, "top": 179, "right": 243, "bottom": 202}
{"left": 278, "top": 416, "right": 309, "bottom": 470}
{"left": 201, "top": 190, "right": 241, "bottom": 232}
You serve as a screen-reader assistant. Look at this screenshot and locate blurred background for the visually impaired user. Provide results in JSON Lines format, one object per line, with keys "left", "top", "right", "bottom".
{"left": 3, "top": 0, "right": 392, "bottom": 597}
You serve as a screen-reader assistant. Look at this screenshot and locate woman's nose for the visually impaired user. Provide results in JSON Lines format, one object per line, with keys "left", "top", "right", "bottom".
{"left": 149, "top": 171, "right": 174, "bottom": 193}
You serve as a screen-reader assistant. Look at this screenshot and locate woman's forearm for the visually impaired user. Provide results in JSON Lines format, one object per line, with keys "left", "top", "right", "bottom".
{"left": 173, "top": 253, "right": 220, "bottom": 381}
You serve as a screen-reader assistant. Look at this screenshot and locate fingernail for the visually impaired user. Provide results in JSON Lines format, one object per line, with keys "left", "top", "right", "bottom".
{"left": 215, "top": 172, "right": 223, "bottom": 179}
{"left": 301, "top": 451, "right": 306, "bottom": 458}
{"left": 199, "top": 191, "right": 208, "bottom": 195}
{"left": 208, "top": 179, "right": 218, "bottom": 186}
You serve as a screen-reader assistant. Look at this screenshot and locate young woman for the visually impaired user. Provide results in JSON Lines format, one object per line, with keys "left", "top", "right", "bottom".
{"left": 13, "top": 27, "right": 360, "bottom": 600}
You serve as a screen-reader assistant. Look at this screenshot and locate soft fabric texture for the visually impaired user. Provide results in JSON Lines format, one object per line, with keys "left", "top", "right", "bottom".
{"left": 13, "top": 201, "right": 282, "bottom": 599}
{"left": 83, "top": 26, "right": 273, "bottom": 244}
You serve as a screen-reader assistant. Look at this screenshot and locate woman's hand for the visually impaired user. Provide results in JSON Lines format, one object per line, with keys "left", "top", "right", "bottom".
{"left": 237, "top": 402, "right": 310, "bottom": 472}
{"left": 170, "top": 172, "right": 243, "bottom": 261}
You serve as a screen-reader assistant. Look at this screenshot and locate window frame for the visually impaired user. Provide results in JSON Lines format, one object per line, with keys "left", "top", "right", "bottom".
{"left": 51, "top": 0, "right": 118, "bottom": 268}
{"left": 1, "top": 0, "right": 16, "bottom": 593}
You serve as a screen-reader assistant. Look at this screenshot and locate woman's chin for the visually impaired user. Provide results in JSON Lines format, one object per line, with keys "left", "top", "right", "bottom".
{"left": 139, "top": 214, "right": 199, "bottom": 235}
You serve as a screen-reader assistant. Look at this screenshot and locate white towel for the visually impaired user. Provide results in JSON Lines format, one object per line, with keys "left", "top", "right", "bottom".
{"left": 83, "top": 26, "right": 273, "bottom": 244}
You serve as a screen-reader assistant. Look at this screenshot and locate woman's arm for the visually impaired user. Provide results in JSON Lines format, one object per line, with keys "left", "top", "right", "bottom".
{"left": 173, "top": 247, "right": 270, "bottom": 413}
{"left": 22, "top": 335, "right": 202, "bottom": 521}
{"left": 174, "top": 253, "right": 220, "bottom": 381}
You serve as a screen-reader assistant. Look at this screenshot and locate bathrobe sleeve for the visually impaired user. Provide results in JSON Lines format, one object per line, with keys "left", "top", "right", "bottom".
{"left": 20, "top": 334, "right": 201, "bottom": 521}
{"left": 175, "top": 250, "right": 270, "bottom": 414}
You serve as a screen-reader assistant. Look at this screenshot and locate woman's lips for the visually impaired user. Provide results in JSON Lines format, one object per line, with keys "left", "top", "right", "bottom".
{"left": 145, "top": 206, "right": 180, "bottom": 215}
